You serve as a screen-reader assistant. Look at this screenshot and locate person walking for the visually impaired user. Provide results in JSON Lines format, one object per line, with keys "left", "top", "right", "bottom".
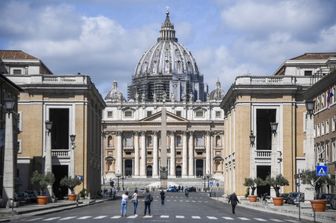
{"left": 228, "top": 192, "right": 239, "bottom": 214}
{"left": 120, "top": 191, "right": 129, "bottom": 217}
{"left": 131, "top": 189, "right": 138, "bottom": 216}
{"left": 184, "top": 188, "right": 189, "bottom": 198}
{"left": 160, "top": 189, "right": 165, "bottom": 205}
{"left": 144, "top": 188, "right": 153, "bottom": 216}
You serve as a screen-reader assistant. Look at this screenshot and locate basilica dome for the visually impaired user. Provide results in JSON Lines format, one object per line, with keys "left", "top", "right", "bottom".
{"left": 128, "top": 12, "right": 206, "bottom": 102}
{"left": 134, "top": 13, "right": 199, "bottom": 77}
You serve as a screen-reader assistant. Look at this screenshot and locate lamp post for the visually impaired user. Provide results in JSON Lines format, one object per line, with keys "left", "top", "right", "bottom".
{"left": 70, "top": 134, "right": 76, "bottom": 178}
{"left": 44, "top": 120, "right": 53, "bottom": 198}
{"left": 270, "top": 122, "right": 279, "bottom": 197}
{"left": 121, "top": 176, "right": 125, "bottom": 191}
{"left": 305, "top": 99, "right": 315, "bottom": 170}
{"left": 2, "top": 98, "right": 15, "bottom": 207}
{"left": 249, "top": 130, "right": 255, "bottom": 146}
{"left": 203, "top": 176, "right": 206, "bottom": 192}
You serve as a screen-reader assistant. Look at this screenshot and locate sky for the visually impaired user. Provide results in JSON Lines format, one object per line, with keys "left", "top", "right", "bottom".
{"left": 1, "top": 0, "right": 336, "bottom": 98}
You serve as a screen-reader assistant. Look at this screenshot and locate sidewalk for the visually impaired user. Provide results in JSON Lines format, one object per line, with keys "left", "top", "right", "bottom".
{"left": 0, "top": 198, "right": 108, "bottom": 222}
{"left": 212, "top": 196, "right": 336, "bottom": 223}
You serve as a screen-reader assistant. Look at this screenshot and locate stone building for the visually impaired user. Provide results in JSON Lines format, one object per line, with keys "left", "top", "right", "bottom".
{"left": 0, "top": 50, "right": 105, "bottom": 198}
{"left": 220, "top": 53, "right": 336, "bottom": 197}
{"left": 102, "top": 12, "right": 224, "bottom": 187}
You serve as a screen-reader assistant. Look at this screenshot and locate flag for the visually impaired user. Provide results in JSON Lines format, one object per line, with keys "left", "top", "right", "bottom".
{"left": 327, "top": 88, "right": 334, "bottom": 108}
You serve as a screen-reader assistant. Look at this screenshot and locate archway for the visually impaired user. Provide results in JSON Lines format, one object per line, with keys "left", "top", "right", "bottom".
{"left": 176, "top": 165, "right": 182, "bottom": 177}
{"left": 146, "top": 165, "right": 152, "bottom": 177}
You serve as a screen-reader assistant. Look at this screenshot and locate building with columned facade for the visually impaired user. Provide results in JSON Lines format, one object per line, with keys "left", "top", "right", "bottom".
{"left": 102, "top": 12, "right": 224, "bottom": 186}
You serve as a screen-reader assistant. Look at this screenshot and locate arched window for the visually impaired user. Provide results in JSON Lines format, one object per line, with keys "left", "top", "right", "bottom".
{"left": 215, "top": 135, "right": 221, "bottom": 147}
{"left": 176, "top": 135, "right": 182, "bottom": 146}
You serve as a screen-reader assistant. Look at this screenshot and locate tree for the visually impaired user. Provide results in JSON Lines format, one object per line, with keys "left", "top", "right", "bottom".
{"left": 266, "top": 174, "right": 289, "bottom": 197}
{"left": 300, "top": 170, "right": 329, "bottom": 199}
{"left": 60, "top": 176, "right": 82, "bottom": 194}
{"left": 243, "top": 177, "right": 265, "bottom": 196}
{"left": 31, "top": 171, "right": 55, "bottom": 196}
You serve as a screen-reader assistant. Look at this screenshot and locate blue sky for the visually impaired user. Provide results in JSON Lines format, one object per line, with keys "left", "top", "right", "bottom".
{"left": 1, "top": 0, "right": 336, "bottom": 97}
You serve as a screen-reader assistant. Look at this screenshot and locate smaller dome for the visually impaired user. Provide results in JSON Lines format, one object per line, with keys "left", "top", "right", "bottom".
{"left": 105, "top": 81, "right": 124, "bottom": 102}
{"left": 209, "top": 80, "right": 225, "bottom": 101}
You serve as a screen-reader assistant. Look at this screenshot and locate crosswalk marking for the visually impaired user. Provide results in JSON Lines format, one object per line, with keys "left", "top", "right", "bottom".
{"left": 78, "top": 216, "right": 92, "bottom": 219}
{"left": 285, "top": 220, "right": 298, "bottom": 223}
{"left": 60, "top": 216, "right": 76, "bottom": 221}
{"left": 192, "top": 216, "right": 201, "bottom": 219}
{"left": 160, "top": 215, "right": 169, "bottom": 218}
{"left": 43, "top": 217, "right": 60, "bottom": 221}
{"left": 222, "top": 216, "right": 234, "bottom": 220}
{"left": 94, "top": 215, "right": 107, "bottom": 219}
{"left": 26, "top": 218, "right": 43, "bottom": 222}
{"left": 207, "top": 216, "right": 218, "bottom": 220}
{"left": 270, "top": 219, "right": 284, "bottom": 222}
{"left": 110, "top": 216, "right": 121, "bottom": 219}
{"left": 176, "top": 215, "right": 185, "bottom": 218}
{"left": 143, "top": 215, "right": 153, "bottom": 218}
{"left": 254, "top": 218, "right": 267, "bottom": 221}
{"left": 238, "top": 217, "right": 250, "bottom": 221}
{"left": 127, "top": 215, "right": 137, "bottom": 219}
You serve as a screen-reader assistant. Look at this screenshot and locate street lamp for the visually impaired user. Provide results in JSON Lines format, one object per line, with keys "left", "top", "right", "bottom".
{"left": 203, "top": 176, "right": 206, "bottom": 191}
{"left": 305, "top": 100, "right": 315, "bottom": 117}
{"left": 70, "top": 134, "right": 76, "bottom": 178}
{"left": 249, "top": 130, "right": 255, "bottom": 146}
{"left": 121, "top": 176, "right": 125, "bottom": 191}
{"left": 270, "top": 122, "right": 278, "bottom": 135}
{"left": 2, "top": 98, "right": 15, "bottom": 206}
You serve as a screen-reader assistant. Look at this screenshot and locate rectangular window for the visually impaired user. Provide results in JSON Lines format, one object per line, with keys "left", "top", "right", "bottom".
{"left": 195, "top": 133, "right": 204, "bottom": 147}
{"left": 123, "top": 133, "right": 133, "bottom": 147}
{"left": 176, "top": 151, "right": 181, "bottom": 155}
{"left": 147, "top": 111, "right": 152, "bottom": 117}
{"left": 50, "top": 108, "right": 69, "bottom": 149}
{"left": 215, "top": 111, "right": 221, "bottom": 118}
{"left": 195, "top": 110, "right": 204, "bottom": 117}
{"left": 17, "top": 139, "right": 22, "bottom": 153}
{"left": 107, "top": 111, "right": 113, "bottom": 118}
{"left": 13, "top": 69, "right": 22, "bottom": 74}
{"left": 304, "top": 70, "right": 312, "bottom": 76}
{"left": 124, "top": 110, "right": 133, "bottom": 117}
{"left": 176, "top": 111, "right": 182, "bottom": 117}
{"left": 17, "top": 112, "right": 22, "bottom": 131}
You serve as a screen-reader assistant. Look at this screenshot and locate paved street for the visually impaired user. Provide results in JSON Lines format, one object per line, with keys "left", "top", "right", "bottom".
{"left": 12, "top": 192, "right": 308, "bottom": 223}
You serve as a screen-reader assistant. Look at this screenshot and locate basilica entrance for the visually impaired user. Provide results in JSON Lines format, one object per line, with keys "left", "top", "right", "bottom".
{"left": 196, "top": 160, "right": 204, "bottom": 177}
{"left": 146, "top": 165, "right": 152, "bottom": 177}
{"left": 176, "top": 165, "right": 181, "bottom": 177}
{"left": 124, "top": 160, "right": 132, "bottom": 177}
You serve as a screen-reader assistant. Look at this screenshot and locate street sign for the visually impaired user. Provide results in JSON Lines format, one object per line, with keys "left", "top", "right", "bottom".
{"left": 316, "top": 165, "right": 328, "bottom": 176}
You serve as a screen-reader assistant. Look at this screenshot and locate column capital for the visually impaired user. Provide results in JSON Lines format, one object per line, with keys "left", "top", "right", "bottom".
{"left": 133, "top": 131, "right": 140, "bottom": 136}
{"left": 116, "top": 131, "right": 122, "bottom": 136}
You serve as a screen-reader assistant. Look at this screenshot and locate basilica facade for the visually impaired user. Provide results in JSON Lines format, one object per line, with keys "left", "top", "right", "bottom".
{"left": 102, "top": 12, "right": 224, "bottom": 182}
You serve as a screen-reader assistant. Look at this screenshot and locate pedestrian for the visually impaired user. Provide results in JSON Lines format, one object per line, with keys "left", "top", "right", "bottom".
{"left": 185, "top": 188, "right": 189, "bottom": 198}
{"left": 160, "top": 189, "right": 165, "bottom": 205}
{"left": 120, "top": 191, "right": 129, "bottom": 217}
{"left": 228, "top": 192, "right": 239, "bottom": 214}
{"left": 144, "top": 188, "right": 153, "bottom": 216}
{"left": 131, "top": 189, "right": 138, "bottom": 216}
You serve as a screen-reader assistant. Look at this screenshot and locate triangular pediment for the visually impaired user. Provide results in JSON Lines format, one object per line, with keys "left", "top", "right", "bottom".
{"left": 140, "top": 110, "right": 188, "bottom": 123}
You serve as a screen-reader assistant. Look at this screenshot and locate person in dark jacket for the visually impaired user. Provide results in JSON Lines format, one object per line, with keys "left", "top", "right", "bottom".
{"left": 160, "top": 189, "right": 165, "bottom": 205}
{"left": 144, "top": 188, "right": 153, "bottom": 216}
{"left": 228, "top": 192, "right": 239, "bottom": 214}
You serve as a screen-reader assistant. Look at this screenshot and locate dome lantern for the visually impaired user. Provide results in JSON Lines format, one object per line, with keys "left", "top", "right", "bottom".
{"left": 157, "top": 11, "right": 178, "bottom": 42}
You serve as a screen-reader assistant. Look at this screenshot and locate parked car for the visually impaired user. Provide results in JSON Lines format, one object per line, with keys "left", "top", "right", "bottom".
{"left": 167, "top": 186, "right": 177, "bottom": 192}
{"left": 280, "top": 193, "right": 289, "bottom": 203}
{"left": 14, "top": 192, "right": 28, "bottom": 205}
{"left": 320, "top": 193, "right": 336, "bottom": 210}
{"left": 286, "top": 192, "right": 304, "bottom": 204}
{"left": 24, "top": 191, "right": 37, "bottom": 203}
{"left": 188, "top": 186, "right": 197, "bottom": 192}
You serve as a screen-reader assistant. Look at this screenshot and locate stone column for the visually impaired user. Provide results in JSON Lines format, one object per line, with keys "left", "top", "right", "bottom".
{"left": 134, "top": 132, "right": 139, "bottom": 176}
{"left": 140, "top": 132, "right": 146, "bottom": 177}
{"left": 2, "top": 112, "right": 15, "bottom": 204}
{"left": 153, "top": 132, "right": 159, "bottom": 177}
{"left": 188, "top": 131, "right": 194, "bottom": 176}
{"left": 182, "top": 132, "right": 188, "bottom": 177}
{"left": 206, "top": 132, "right": 211, "bottom": 174}
{"left": 170, "top": 132, "right": 176, "bottom": 177}
{"left": 116, "top": 132, "right": 123, "bottom": 175}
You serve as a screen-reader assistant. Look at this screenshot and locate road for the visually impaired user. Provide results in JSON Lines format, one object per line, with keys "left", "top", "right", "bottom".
{"left": 13, "top": 192, "right": 305, "bottom": 223}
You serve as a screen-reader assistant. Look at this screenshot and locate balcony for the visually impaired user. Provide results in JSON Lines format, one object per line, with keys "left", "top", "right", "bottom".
{"left": 235, "top": 76, "right": 320, "bottom": 87}
{"left": 195, "top": 146, "right": 205, "bottom": 151}
{"left": 51, "top": 149, "right": 69, "bottom": 158}
{"left": 123, "top": 146, "right": 134, "bottom": 151}
{"left": 255, "top": 150, "right": 271, "bottom": 159}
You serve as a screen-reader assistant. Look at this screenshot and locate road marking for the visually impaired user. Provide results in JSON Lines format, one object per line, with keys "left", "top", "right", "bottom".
{"left": 59, "top": 216, "right": 76, "bottom": 220}
{"left": 238, "top": 217, "right": 250, "bottom": 220}
{"left": 222, "top": 216, "right": 234, "bottom": 220}
{"left": 254, "top": 218, "right": 267, "bottom": 221}
{"left": 192, "top": 216, "right": 201, "bottom": 219}
{"left": 176, "top": 215, "right": 185, "bottom": 218}
{"left": 207, "top": 216, "right": 218, "bottom": 220}
{"left": 94, "top": 215, "right": 107, "bottom": 219}
{"left": 127, "top": 215, "right": 137, "bottom": 219}
{"left": 160, "top": 215, "right": 169, "bottom": 218}
{"left": 43, "top": 217, "right": 60, "bottom": 221}
{"left": 285, "top": 220, "right": 298, "bottom": 223}
{"left": 110, "top": 216, "right": 121, "bottom": 219}
{"left": 26, "top": 218, "right": 43, "bottom": 222}
{"left": 167, "top": 200, "right": 170, "bottom": 201}
{"left": 270, "top": 219, "right": 284, "bottom": 222}
{"left": 78, "top": 216, "right": 92, "bottom": 219}
{"left": 143, "top": 215, "right": 153, "bottom": 218}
